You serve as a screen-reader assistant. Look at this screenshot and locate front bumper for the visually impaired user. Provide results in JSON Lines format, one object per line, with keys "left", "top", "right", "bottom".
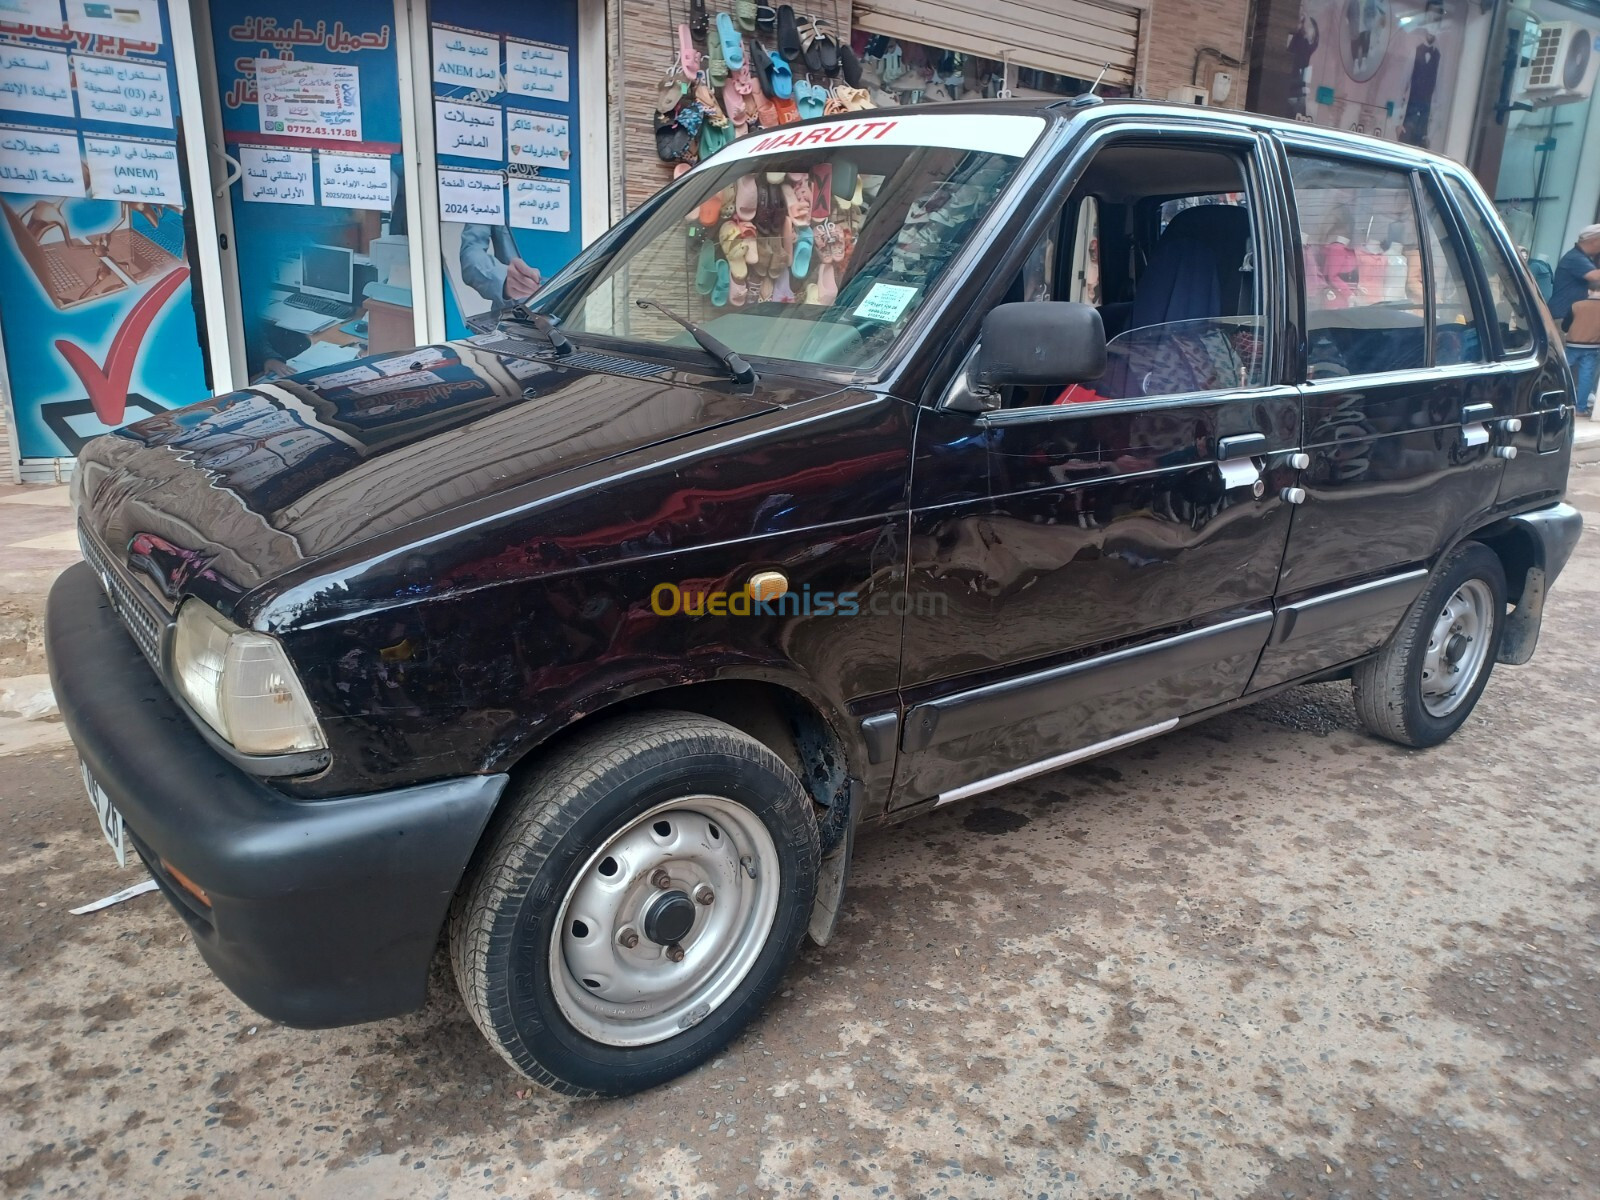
{"left": 46, "top": 562, "right": 508, "bottom": 1028}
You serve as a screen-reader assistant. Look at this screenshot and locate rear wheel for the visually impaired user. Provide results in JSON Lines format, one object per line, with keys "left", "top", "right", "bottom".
{"left": 448, "top": 711, "right": 818, "bottom": 1096}
{"left": 1352, "top": 542, "right": 1506, "bottom": 747}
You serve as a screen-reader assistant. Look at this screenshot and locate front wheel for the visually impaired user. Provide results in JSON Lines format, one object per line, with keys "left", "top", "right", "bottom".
{"left": 1352, "top": 541, "right": 1506, "bottom": 747}
{"left": 448, "top": 711, "right": 819, "bottom": 1096}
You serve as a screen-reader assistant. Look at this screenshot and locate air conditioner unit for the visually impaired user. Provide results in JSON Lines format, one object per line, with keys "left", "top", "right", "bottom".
{"left": 1519, "top": 21, "right": 1600, "bottom": 106}
{"left": 1166, "top": 85, "right": 1208, "bottom": 106}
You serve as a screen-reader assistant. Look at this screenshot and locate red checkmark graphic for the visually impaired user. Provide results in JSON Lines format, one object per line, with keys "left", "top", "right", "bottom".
{"left": 55, "top": 266, "right": 191, "bottom": 427}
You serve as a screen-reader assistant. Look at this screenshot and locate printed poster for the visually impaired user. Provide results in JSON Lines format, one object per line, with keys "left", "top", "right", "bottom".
{"left": 438, "top": 165, "right": 504, "bottom": 223}
{"left": 318, "top": 149, "right": 390, "bottom": 209}
{"left": 505, "top": 38, "right": 568, "bottom": 103}
{"left": 0, "top": 45, "right": 75, "bottom": 120}
{"left": 432, "top": 24, "right": 500, "bottom": 92}
{"left": 255, "top": 57, "right": 362, "bottom": 141}
{"left": 506, "top": 110, "right": 568, "bottom": 170}
{"left": 434, "top": 98, "right": 502, "bottom": 161}
{"left": 0, "top": 0, "right": 209, "bottom": 460}
{"left": 509, "top": 175, "right": 568, "bottom": 232}
{"left": 240, "top": 145, "right": 313, "bottom": 204}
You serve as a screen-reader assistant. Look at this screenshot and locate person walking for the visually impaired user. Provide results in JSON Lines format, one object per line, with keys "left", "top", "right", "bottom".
{"left": 1566, "top": 285, "right": 1600, "bottom": 418}
{"left": 1550, "top": 223, "right": 1600, "bottom": 327}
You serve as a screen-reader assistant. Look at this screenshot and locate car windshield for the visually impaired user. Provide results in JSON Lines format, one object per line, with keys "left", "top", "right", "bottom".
{"left": 527, "top": 113, "right": 1046, "bottom": 372}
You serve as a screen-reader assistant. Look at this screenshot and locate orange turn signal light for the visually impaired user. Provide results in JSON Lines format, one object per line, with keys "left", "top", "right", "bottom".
{"left": 160, "top": 859, "right": 212, "bottom": 908}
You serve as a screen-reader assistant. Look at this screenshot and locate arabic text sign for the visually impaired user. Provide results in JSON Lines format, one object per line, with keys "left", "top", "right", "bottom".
{"left": 0, "top": 123, "right": 83, "bottom": 196}
{"left": 438, "top": 165, "right": 504, "bottom": 224}
{"left": 506, "top": 110, "right": 568, "bottom": 170}
{"left": 72, "top": 52, "right": 173, "bottom": 130}
{"left": 509, "top": 175, "right": 569, "bottom": 232}
{"left": 256, "top": 58, "right": 363, "bottom": 142}
{"left": 240, "top": 145, "right": 313, "bottom": 205}
{"left": 432, "top": 24, "right": 500, "bottom": 92}
{"left": 0, "top": 45, "right": 74, "bottom": 120}
{"left": 435, "top": 98, "right": 502, "bottom": 162}
{"left": 318, "top": 150, "right": 390, "bottom": 210}
{"left": 504, "top": 38, "right": 568, "bottom": 103}
{"left": 84, "top": 134, "right": 182, "bottom": 204}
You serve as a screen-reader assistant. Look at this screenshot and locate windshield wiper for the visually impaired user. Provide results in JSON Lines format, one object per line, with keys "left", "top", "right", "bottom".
{"left": 634, "top": 298, "right": 756, "bottom": 384}
{"left": 504, "top": 305, "right": 574, "bottom": 356}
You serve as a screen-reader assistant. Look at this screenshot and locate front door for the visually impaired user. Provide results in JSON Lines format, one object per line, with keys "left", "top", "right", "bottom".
{"left": 892, "top": 130, "right": 1301, "bottom": 809}
{"left": 1248, "top": 152, "right": 1512, "bottom": 690}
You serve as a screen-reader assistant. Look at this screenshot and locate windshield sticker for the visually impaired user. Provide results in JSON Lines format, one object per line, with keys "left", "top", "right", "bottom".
{"left": 713, "top": 113, "right": 1046, "bottom": 164}
{"left": 853, "top": 283, "right": 920, "bottom": 323}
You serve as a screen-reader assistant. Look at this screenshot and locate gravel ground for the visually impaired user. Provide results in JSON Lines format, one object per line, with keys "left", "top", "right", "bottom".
{"left": 4, "top": 466, "right": 1599, "bottom": 1200}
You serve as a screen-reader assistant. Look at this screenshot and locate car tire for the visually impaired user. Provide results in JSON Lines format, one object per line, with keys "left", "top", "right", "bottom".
{"left": 1352, "top": 541, "right": 1507, "bottom": 748}
{"left": 448, "top": 711, "right": 819, "bottom": 1097}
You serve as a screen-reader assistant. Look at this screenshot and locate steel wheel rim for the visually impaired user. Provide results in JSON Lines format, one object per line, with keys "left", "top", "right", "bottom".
{"left": 549, "top": 795, "right": 780, "bottom": 1047}
{"left": 1420, "top": 578, "right": 1494, "bottom": 718}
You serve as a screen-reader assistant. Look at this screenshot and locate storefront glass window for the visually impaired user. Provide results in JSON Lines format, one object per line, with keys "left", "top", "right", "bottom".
{"left": 850, "top": 33, "right": 1124, "bottom": 109}
{"left": 0, "top": 1, "right": 210, "bottom": 458}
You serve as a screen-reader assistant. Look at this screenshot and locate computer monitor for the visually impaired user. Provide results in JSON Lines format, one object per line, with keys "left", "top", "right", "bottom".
{"left": 301, "top": 243, "right": 354, "bottom": 302}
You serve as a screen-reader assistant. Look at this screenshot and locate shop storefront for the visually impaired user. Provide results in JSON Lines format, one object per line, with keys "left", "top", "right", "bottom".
{"left": 2, "top": 0, "right": 1254, "bottom": 482}
{"left": 0, "top": 0, "right": 607, "bottom": 482}
{"left": 1245, "top": 0, "right": 1600, "bottom": 293}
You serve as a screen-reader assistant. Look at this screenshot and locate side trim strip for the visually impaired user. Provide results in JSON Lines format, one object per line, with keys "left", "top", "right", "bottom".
{"left": 934, "top": 719, "right": 1180, "bottom": 808}
{"left": 1269, "top": 569, "right": 1429, "bottom": 646}
{"left": 902, "top": 611, "right": 1271, "bottom": 752}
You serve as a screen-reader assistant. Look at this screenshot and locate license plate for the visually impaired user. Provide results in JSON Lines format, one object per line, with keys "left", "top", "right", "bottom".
{"left": 81, "top": 763, "right": 127, "bottom": 869}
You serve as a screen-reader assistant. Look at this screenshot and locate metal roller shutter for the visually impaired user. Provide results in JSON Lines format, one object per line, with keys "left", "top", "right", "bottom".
{"left": 852, "top": 0, "right": 1140, "bottom": 88}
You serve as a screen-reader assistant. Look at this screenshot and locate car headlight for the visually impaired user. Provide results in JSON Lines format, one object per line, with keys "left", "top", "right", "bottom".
{"left": 172, "top": 600, "right": 326, "bottom": 755}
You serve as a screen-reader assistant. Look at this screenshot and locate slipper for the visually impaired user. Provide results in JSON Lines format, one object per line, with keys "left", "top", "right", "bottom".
{"left": 695, "top": 240, "right": 718, "bottom": 294}
{"left": 783, "top": 173, "right": 813, "bottom": 224}
{"left": 839, "top": 42, "right": 863, "bottom": 87}
{"left": 799, "top": 18, "right": 824, "bottom": 73}
{"left": 796, "top": 79, "right": 826, "bottom": 119}
{"left": 675, "top": 161, "right": 693, "bottom": 179}
{"left": 773, "top": 269, "right": 795, "bottom": 303}
{"left": 678, "top": 24, "right": 702, "bottom": 76}
{"left": 723, "top": 79, "right": 747, "bottom": 125}
{"left": 831, "top": 158, "right": 857, "bottom": 201}
{"left": 708, "top": 36, "right": 728, "bottom": 86}
{"left": 700, "top": 117, "right": 734, "bottom": 156}
{"left": 736, "top": 0, "right": 757, "bottom": 32}
{"left": 879, "top": 41, "right": 905, "bottom": 84}
{"left": 816, "top": 26, "right": 840, "bottom": 76}
{"left": 803, "top": 281, "right": 820, "bottom": 305}
{"left": 655, "top": 117, "right": 693, "bottom": 162}
{"left": 768, "top": 51, "right": 793, "bottom": 99}
{"left": 656, "top": 68, "right": 687, "bottom": 114}
{"left": 810, "top": 163, "right": 831, "bottom": 219}
{"left": 834, "top": 84, "right": 873, "bottom": 111}
{"left": 698, "top": 191, "right": 724, "bottom": 225}
{"left": 715, "top": 13, "right": 745, "bottom": 70}
{"left": 753, "top": 86, "right": 779, "bottom": 128}
{"left": 755, "top": 180, "right": 783, "bottom": 231}
{"left": 756, "top": 3, "right": 777, "bottom": 29}
{"left": 748, "top": 40, "right": 778, "bottom": 99}
{"left": 719, "top": 221, "right": 748, "bottom": 279}
{"left": 776, "top": 4, "right": 802, "bottom": 63}
{"left": 712, "top": 258, "right": 731, "bottom": 306}
{"left": 735, "top": 173, "right": 757, "bottom": 221}
{"left": 791, "top": 225, "right": 814, "bottom": 277}
{"left": 773, "top": 95, "right": 800, "bottom": 123}
{"left": 729, "top": 272, "right": 747, "bottom": 306}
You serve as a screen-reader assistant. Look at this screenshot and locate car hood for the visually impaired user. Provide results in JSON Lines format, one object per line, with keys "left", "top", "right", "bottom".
{"left": 76, "top": 338, "right": 784, "bottom": 610}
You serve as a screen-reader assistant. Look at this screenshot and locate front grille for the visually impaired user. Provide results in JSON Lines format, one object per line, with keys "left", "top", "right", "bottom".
{"left": 78, "top": 523, "right": 169, "bottom": 670}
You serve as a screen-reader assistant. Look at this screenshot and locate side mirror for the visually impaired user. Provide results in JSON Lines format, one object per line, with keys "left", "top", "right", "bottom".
{"left": 975, "top": 302, "right": 1107, "bottom": 389}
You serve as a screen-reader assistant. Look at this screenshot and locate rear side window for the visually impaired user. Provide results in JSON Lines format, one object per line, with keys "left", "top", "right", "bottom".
{"left": 1417, "top": 182, "right": 1483, "bottom": 366}
{"left": 1288, "top": 154, "right": 1425, "bottom": 380}
{"left": 1445, "top": 177, "right": 1535, "bottom": 357}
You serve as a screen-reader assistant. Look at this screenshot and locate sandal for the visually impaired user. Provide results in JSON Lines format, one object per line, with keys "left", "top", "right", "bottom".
{"left": 776, "top": 4, "right": 802, "bottom": 63}
{"left": 714, "top": 12, "right": 745, "bottom": 70}
{"left": 656, "top": 66, "right": 687, "bottom": 114}
{"left": 735, "top": 0, "right": 757, "bottom": 32}
{"left": 678, "top": 23, "right": 702, "bottom": 76}
{"left": 878, "top": 41, "right": 905, "bottom": 85}
{"left": 816, "top": 25, "right": 840, "bottom": 77}
{"left": 723, "top": 79, "right": 748, "bottom": 125}
{"left": 747, "top": 40, "right": 777, "bottom": 99}
{"left": 773, "top": 95, "right": 800, "bottom": 123}
{"left": 798, "top": 17, "right": 823, "bottom": 73}
{"left": 712, "top": 257, "right": 730, "bottom": 306}
{"left": 707, "top": 36, "right": 727, "bottom": 86}
{"left": 772, "top": 268, "right": 795, "bottom": 303}
{"left": 735, "top": 173, "right": 757, "bottom": 221}
{"left": 719, "top": 221, "right": 748, "bottom": 279}
{"left": 695, "top": 240, "right": 718, "bottom": 294}
{"left": 768, "top": 50, "right": 793, "bottom": 99}
{"left": 810, "top": 163, "right": 832, "bottom": 220}
{"left": 791, "top": 225, "right": 814, "bottom": 277}
{"left": 795, "top": 79, "right": 826, "bottom": 119}
{"left": 838, "top": 42, "right": 863, "bottom": 88}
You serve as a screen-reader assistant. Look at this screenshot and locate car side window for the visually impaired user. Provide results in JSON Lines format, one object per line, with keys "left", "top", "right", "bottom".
{"left": 1288, "top": 154, "right": 1426, "bottom": 381}
{"left": 1444, "top": 177, "right": 1536, "bottom": 357}
{"left": 1417, "top": 181, "right": 1483, "bottom": 366}
{"left": 993, "top": 142, "right": 1269, "bottom": 410}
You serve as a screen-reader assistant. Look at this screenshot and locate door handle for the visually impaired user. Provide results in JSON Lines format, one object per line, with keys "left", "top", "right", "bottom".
{"left": 1217, "top": 433, "right": 1268, "bottom": 459}
{"left": 1460, "top": 402, "right": 1493, "bottom": 448}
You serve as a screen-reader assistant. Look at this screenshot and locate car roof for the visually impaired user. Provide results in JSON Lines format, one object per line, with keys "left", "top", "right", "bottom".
{"left": 796, "top": 97, "right": 1467, "bottom": 176}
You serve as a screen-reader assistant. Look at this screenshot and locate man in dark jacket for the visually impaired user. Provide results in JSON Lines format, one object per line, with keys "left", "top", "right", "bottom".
{"left": 1550, "top": 224, "right": 1600, "bottom": 326}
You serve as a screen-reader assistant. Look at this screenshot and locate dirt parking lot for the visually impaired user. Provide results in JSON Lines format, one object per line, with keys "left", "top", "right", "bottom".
{"left": 4, "top": 467, "right": 1599, "bottom": 1200}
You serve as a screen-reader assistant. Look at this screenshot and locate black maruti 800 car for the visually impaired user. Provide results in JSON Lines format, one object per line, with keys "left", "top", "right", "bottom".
{"left": 50, "top": 100, "right": 1582, "bottom": 1096}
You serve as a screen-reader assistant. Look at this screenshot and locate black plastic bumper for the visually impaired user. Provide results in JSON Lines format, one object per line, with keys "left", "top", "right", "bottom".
{"left": 1497, "top": 501, "right": 1584, "bottom": 665}
{"left": 46, "top": 562, "right": 507, "bottom": 1028}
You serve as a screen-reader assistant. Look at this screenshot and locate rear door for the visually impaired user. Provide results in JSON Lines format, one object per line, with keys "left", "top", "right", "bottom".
{"left": 893, "top": 127, "right": 1302, "bottom": 809}
{"left": 1249, "top": 149, "right": 1513, "bottom": 691}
